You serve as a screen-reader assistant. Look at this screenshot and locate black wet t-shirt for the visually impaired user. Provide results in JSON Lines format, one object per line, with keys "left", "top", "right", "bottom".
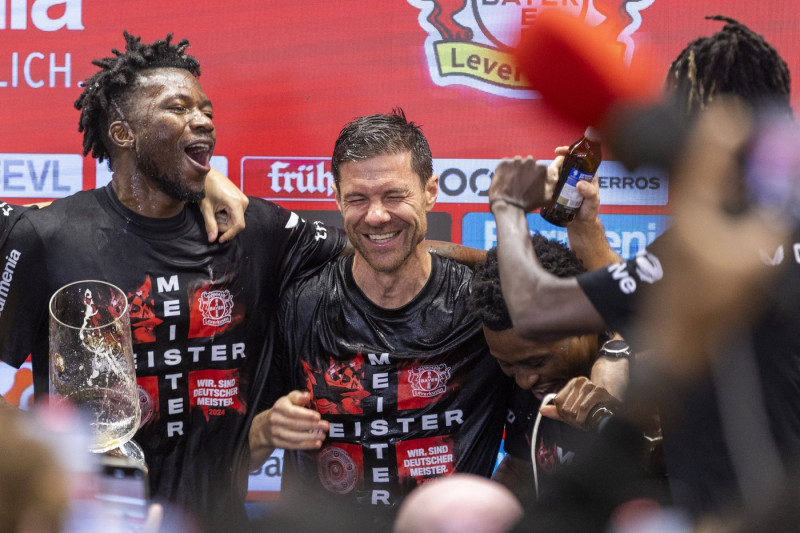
{"left": 0, "top": 186, "right": 346, "bottom": 530}
{"left": 274, "top": 253, "right": 512, "bottom": 525}
{"left": 576, "top": 231, "right": 800, "bottom": 515}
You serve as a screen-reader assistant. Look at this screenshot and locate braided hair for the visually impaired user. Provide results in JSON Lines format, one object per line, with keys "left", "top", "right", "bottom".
{"left": 468, "top": 234, "right": 586, "bottom": 331}
{"left": 74, "top": 31, "right": 201, "bottom": 164}
{"left": 665, "top": 15, "right": 792, "bottom": 117}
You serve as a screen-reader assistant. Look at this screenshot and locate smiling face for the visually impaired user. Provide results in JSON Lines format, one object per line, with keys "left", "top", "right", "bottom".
{"left": 483, "top": 326, "right": 596, "bottom": 399}
{"left": 335, "top": 151, "right": 437, "bottom": 274}
{"left": 121, "top": 68, "right": 215, "bottom": 202}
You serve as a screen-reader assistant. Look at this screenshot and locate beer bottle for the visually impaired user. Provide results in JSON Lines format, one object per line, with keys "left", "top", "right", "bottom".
{"left": 540, "top": 127, "right": 602, "bottom": 227}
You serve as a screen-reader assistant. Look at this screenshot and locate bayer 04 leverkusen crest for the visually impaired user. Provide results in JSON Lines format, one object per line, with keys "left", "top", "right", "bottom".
{"left": 407, "top": 0, "right": 656, "bottom": 99}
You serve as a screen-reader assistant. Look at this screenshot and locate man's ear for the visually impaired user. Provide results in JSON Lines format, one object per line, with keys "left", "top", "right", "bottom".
{"left": 425, "top": 174, "right": 439, "bottom": 212}
{"left": 109, "top": 120, "right": 135, "bottom": 149}
{"left": 333, "top": 181, "right": 343, "bottom": 210}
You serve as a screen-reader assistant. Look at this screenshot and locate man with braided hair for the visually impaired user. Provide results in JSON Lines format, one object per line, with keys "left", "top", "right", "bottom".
{"left": 665, "top": 15, "right": 792, "bottom": 119}
{"left": 489, "top": 16, "right": 799, "bottom": 519}
{"left": 0, "top": 32, "right": 347, "bottom": 531}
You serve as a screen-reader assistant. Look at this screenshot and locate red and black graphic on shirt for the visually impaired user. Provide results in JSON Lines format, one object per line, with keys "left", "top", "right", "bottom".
{"left": 317, "top": 443, "right": 364, "bottom": 495}
{"left": 397, "top": 361, "right": 456, "bottom": 410}
{"left": 188, "top": 368, "right": 245, "bottom": 421}
{"left": 303, "top": 353, "right": 370, "bottom": 415}
{"left": 535, "top": 431, "right": 575, "bottom": 476}
{"left": 187, "top": 280, "right": 244, "bottom": 339}
{"left": 127, "top": 276, "right": 162, "bottom": 344}
{"left": 396, "top": 435, "right": 455, "bottom": 485}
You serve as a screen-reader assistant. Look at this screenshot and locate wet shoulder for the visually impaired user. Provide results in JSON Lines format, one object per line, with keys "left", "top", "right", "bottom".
{"left": 432, "top": 254, "right": 475, "bottom": 297}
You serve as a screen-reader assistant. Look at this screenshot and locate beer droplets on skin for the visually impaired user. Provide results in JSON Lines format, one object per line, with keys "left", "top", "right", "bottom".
{"left": 540, "top": 127, "right": 602, "bottom": 227}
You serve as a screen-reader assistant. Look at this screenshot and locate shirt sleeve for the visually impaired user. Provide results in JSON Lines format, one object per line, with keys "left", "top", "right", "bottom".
{"left": 0, "top": 214, "right": 50, "bottom": 368}
{"left": 0, "top": 203, "right": 36, "bottom": 248}
{"left": 262, "top": 201, "right": 348, "bottom": 292}
{"left": 576, "top": 234, "right": 668, "bottom": 338}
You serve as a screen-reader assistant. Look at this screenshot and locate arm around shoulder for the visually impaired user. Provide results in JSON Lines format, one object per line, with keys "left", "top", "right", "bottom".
{"left": 425, "top": 240, "right": 486, "bottom": 270}
{"left": 199, "top": 167, "right": 249, "bottom": 243}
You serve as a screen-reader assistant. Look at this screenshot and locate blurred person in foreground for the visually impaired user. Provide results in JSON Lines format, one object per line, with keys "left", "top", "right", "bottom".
{"left": 490, "top": 15, "right": 797, "bottom": 525}
{"left": 394, "top": 473, "right": 523, "bottom": 533}
{"left": 506, "top": 99, "right": 791, "bottom": 533}
{"left": 0, "top": 408, "right": 69, "bottom": 533}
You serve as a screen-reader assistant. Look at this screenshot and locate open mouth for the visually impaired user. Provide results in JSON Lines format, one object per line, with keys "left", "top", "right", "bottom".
{"left": 367, "top": 231, "right": 399, "bottom": 243}
{"left": 185, "top": 142, "right": 212, "bottom": 168}
{"left": 531, "top": 383, "right": 558, "bottom": 400}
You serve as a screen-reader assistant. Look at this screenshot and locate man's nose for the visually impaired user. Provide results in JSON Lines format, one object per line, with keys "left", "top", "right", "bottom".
{"left": 515, "top": 371, "right": 539, "bottom": 390}
{"left": 365, "top": 201, "right": 390, "bottom": 225}
{"left": 189, "top": 109, "right": 214, "bottom": 131}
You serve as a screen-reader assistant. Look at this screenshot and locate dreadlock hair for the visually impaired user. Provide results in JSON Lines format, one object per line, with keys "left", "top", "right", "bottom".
{"left": 468, "top": 234, "right": 586, "bottom": 331}
{"left": 74, "top": 31, "right": 202, "bottom": 164}
{"left": 665, "top": 15, "right": 792, "bottom": 118}
{"left": 331, "top": 108, "right": 433, "bottom": 190}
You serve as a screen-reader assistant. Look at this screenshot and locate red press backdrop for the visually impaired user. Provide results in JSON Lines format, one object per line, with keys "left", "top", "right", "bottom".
{"left": 1, "top": 0, "right": 798, "bottom": 496}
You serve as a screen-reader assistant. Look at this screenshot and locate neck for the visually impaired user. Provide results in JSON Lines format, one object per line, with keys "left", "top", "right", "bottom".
{"left": 352, "top": 247, "right": 432, "bottom": 309}
{"left": 111, "top": 164, "right": 185, "bottom": 218}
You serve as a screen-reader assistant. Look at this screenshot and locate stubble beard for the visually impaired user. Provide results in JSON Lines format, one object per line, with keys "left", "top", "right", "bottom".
{"left": 137, "top": 152, "right": 206, "bottom": 204}
{"left": 350, "top": 227, "right": 424, "bottom": 274}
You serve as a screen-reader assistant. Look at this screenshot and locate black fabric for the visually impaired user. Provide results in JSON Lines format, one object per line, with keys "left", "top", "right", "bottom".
{"left": 0, "top": 201, "right": 35, "bottom": 324}
{"left": 0, "top": 201, "right": 34, "bottom": 248}
{"left": 274, "top": 253, "right": 512, "bottom": 527}
{"left": 575, "top": 230, "right": 800, "bottom": 517}
{"left": 575, "top": 235, "right": 668, "bottom": 337}
{"left": 503, "top": 386, "right": 593, "bottom": 497}
{"left": 510, "top": 416, "right": 672, "bottom": 533}
{"left": 0, "top": 186, "right": 347, "bottom": 531}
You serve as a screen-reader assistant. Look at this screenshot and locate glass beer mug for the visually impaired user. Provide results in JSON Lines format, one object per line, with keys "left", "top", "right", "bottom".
{"left": 49, "top": 280, "right": 143, "bottom": 462}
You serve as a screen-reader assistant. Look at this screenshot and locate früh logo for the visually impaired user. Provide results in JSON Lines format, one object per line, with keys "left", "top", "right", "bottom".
{"left": 407, "top": 0, "right": 656, "bottom": 99}
{"left": 241, "top": 157, "right": 334, "bottom": 201}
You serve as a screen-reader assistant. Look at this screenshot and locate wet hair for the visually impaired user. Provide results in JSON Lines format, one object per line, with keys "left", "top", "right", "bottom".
{"left": 74, "top": 31, "right": 202, "bottom": 164}
{"left": 468, "top": 234, "right": 586, "bottom": 331}
{"left": 665, "top": 15, "right": 792, "bottom": 117}
{"left": 331, "top": 108, "right": 433, "bottom": 189}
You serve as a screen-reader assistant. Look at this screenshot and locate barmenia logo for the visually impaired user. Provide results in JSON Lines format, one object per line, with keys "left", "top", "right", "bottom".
{"left": 407, "top": 0, "right": 655, "bottom": 99}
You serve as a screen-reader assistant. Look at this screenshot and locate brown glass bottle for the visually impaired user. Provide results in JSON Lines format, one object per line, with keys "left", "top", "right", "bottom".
{"left": 540, "top": 127, "right": 602, "bottom": 227}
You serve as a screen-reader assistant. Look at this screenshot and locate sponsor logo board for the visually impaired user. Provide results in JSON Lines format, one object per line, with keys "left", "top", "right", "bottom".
{"left": 242, "top": 156, "right": 667, "bottom": 206}
{"left": 463, "top": 212, "right": 670, "bottom": 259}
{"left": 0, "top": 153, "right": 82, "bottom": 197}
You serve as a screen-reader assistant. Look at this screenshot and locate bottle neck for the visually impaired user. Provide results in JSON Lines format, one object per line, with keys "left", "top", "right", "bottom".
{"left": 584, "top": 126, "right": 601, "bottom": 142}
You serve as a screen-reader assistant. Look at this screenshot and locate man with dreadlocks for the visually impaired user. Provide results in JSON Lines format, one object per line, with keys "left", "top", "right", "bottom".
{"left": 665, "top": 15, "right": 792, "bottom": 118}
{"left": 0, "top": 32, "right": 347, "bottom": 531}
{"left": 488, "top": 15, "right": 799, "bottom": 520}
